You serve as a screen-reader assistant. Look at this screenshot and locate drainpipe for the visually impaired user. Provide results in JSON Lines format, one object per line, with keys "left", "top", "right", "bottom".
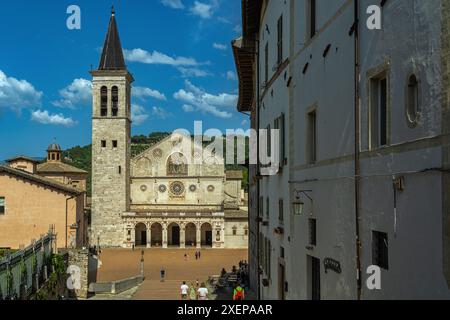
{"left": 353, "top": 0, "right": 362, "bottom": 300}
{"left": 66, "top": 195, "right": 77, "bottom": 249}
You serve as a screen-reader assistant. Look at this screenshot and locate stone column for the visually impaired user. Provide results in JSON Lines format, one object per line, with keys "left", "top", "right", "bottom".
{"left": 196, "top": 225, "right": 201, "bottom": 249}
{"left": 162, "top": 225, "right": 168, "bottom": 249}
{"left": 131, "top": 227, "right": 136, "bottom": 248}
{"left": 180, "top": 224, "right": 186, "bottom": 249}
{"left": 146, "top": 225, "right": 151, "bottom": 249}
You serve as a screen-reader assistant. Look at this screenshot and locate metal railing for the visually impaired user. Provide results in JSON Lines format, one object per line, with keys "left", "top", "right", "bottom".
{"left": 0, "top": 233, "right": 55, "bottom": 300}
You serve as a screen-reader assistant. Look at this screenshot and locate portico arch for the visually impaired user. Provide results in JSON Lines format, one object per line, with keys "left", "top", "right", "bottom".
{"left": 168, "top": 222, "right": 181, "bottom": 247}
{"left": 151, "top": 223, "right": 163, "bottom": 247}
{"left": 201, "top": 223, "right": 213, "bottom": 247}
{"left": 135, "top": 223, "right": 147, "bottom": 246}
{"left": 185, "top": 223, "right": 197, "bottom": 247}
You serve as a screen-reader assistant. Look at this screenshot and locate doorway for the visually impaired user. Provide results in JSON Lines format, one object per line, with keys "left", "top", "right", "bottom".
{"left": 135, "top": 223, "right": 147, "bottom": 247}
{"left": 205, "top": 231, "right": 212, "bottom": 246}
{"left": 168, "top": 223, "right": 180, "bottom": 246}
{"left": 201, "top": 223, "right": 213, "bottom": 247}
{"left": 278, "top": 263, "right": 286, "bottom": 300}
{"left": 308, "top": 256, "right": 321, "bottom": 300}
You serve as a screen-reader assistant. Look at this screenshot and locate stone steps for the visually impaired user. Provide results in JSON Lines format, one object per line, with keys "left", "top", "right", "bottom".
{"left": 133, "top": 280, "right": 196, "bottom": 300}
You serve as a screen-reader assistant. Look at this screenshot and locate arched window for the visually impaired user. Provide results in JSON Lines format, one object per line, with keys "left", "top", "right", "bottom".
{"left": 100, "top": 86, "right": 108, "bottom": 117}
{"left": 112, "top": 86, "right": 119, "bottom": 117}
{"left": 167, "top": 153, "right": 188, "bottom": 176}
{"left": 406, "top": 74, "right": 419, "bottom": 125}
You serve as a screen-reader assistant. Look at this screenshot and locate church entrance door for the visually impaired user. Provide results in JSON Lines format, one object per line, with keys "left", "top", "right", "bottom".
{"left": 168, "top": 223, "right": 180, "bottom": 247}
{"left": 135, "top": 223, "right": 147, "bottom": 247}
{"left": 205, "top": 231, "right": 212, "bottom": 246}
{"left": 172, "top": 226, "right": 180, "bottom": 246}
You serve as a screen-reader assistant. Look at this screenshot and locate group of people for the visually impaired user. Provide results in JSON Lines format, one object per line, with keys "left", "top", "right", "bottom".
{"left": 180, "top": 281, "right": 209, "bottom": 300}
{"left": 183, "top": 251, "right": 202, "bottom": 261}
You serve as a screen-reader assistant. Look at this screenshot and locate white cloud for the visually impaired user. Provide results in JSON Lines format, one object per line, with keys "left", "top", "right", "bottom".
{"left": 134, "top": 86, "right": 167, "bottom": 101}
{"left": 124, "top": 48, "right": 201, "bottom": 67}
{"left": 161, "top": 0, "right": 185, "bottom": 9}
{"left": 213, "top": 43, "right": 228, "bottom": 50}
{"left": 234, "top": 24, "right": 242, "bottom": 34}
{"left": 174, "top": 80, "right": 237, "bottom": 119}
{"left": 124, "top": 49, "right": 212, "bottom": 78}
{"left": 0, "top": 70, "right": 43, "bottom": 113}
{"left": 124, "top": 48, "right": 211, "bottom": 78}
{"left": 182, "top": 104, "right": 195, "bottom": 112}
{"left": 152, "top": 106, "right": 172, "bottom": 119}
{"left": 31, "top": 110, "right": 77, "bottom": 127}
{"left": 190, "top": 1, "right": 214, "bottom": 19}
{"left": 241, "top": 119, "right": 248, "bottom": 126}
{"left": 226, "top": 71, "right": 237, "bottom": 81}
{"left": 131, "top": 104, "right": 173, "bottom": 125}
{"left": 131, "top": 104, "right": 149, "bottom": 126}
{"left": 52, "top": 78, "right": 92, "bottom": 109}
{"left": 178, "top": 67, "right": 212, "bottom": 78}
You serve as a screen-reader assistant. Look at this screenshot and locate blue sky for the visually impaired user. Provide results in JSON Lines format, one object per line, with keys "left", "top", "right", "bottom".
{"left": 0, "top": 0, "right": 247, "bottom": 160}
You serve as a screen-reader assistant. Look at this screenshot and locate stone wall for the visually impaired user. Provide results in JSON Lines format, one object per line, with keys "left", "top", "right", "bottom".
{"left": 67, "top": 249, "right": 90, "bottom": 299}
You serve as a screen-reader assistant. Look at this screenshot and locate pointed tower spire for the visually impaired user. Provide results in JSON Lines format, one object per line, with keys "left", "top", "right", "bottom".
{"left": 98, "top": 7, "right": 126, "bottom": 70}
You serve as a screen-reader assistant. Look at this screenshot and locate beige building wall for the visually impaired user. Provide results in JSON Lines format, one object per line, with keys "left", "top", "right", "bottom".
{"left": 7, "top": 159, "right": 38, "bottom": 174}
{"left": 39, "top": 173, "right": 87, "bottom": 192}
{"left": 224, "top": 220, "right": 249, "bottom": 249}
{"left": 0, "top": 172, "right": 84, "bottom": 249}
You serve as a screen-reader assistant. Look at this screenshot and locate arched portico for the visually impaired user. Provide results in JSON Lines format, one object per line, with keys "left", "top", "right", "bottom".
{"left": 151, "top": 223, "right": 163, "bottom": 247}
{"left": 135, "top": 223, "right": 147, "bottom": 246}
{"left": 168, "top": 223, "right": 181, "bottom": 247}
{"left": 185, "top": 223, "right": 197, "bottom": 247}
{"left": 201, "top": 223, "right": 213, "bottom": 247}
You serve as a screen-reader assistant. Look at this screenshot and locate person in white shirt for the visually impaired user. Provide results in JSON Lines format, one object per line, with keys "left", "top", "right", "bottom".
{"left": 180, "top": 281, "right": 189, "bottom": 300}
{"left": 197, "top": 283, "right": 209, "bottom": 300}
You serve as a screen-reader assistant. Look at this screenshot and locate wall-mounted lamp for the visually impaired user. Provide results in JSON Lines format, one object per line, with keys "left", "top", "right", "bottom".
{"left": 293, "top": 190, "right": 313, "bottom": 215}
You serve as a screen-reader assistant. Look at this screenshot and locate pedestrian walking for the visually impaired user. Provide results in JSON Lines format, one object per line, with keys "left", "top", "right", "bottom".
{"left": 195, "top": 251, "right": 198, "bottom": 260}
{"left": 160, "top": 268, "right": 166, "bottom": 282}
{"left": 197, "top": 282, "right": 209, "bottom": 300}
{"left": 198, "top": 251, "right": 201, "bottom": 259}
{"left": 189, "top": 282, "right": 197, "bottom": 300}
{"left": 233, "top": 283, "right": 245, "bottom": 301}
{"left": 180, "top": 281, "right": 189, "bottom": 300}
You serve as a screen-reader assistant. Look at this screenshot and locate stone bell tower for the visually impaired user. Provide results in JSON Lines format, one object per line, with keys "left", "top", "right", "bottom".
{"left": 90, "top": 7, "right": 133, "bottom": 247}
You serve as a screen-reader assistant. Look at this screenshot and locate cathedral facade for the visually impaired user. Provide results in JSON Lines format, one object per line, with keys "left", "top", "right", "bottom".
{"left": 90, "top": 10, "right": 248, "bottom": 249}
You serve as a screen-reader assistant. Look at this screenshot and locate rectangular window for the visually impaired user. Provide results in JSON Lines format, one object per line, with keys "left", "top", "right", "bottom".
{"left": 118, "top": 166, "right": 122, "bottom": 175}
{"left": 266, "top": 198, "right": 270, "bottom": 221}
{"left": 0, "top": 197, "right": 5, "bottom": 215}
{"left": 259, "top": 196, "right": 264, "bottom": 218}
{"left": 308, "top": 0, "right": 317, "bottom": 39}
{"left": 309, "top": 219, "right": 317, "bottom": 246}
{"left": 259, "top": 233, "right": 264, "bottom": 271}
{"left": 277, "top": 15, "right": 283, "bottom": 65}
{"left": 267, "top": 124, "right": 271, "bottom": 160}
{"left": 101, "top": 140, "right": 106, "bottom": 148}
{"left": 307, "top": 110, "right": 317, "bottom": 164}
{"left": 370, "top": 76, "right": 389, "bottom": 148}
{"left": 233, "top": 228, "right": 237, "bottom": 236}
{"left": 278, "top": 199, "right": 284, "bottom": 223}
{"left": 372, "top": 231, "right": 389, "bottom": 270}
{"left": 267, "top": 239, "right": 272, "bottom": 279}
{"left": 279, "top": 113, "right": 286, "bottom": 167}
{"left": 112, "top": 140, "right": 118, "bottom": 148}
{"left": 264, "top": 42, "right": 269, "bottom": 84}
